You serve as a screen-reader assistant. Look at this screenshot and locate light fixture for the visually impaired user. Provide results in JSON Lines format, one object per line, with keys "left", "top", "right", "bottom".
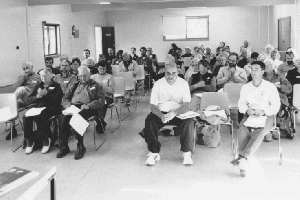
{"left": 99, "top": 2, "right": 111, "bottom": 4}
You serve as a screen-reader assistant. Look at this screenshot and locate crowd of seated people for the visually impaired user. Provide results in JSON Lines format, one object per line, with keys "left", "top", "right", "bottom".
{"left": 3, "top": 40, "right": 300, "bottom": 178}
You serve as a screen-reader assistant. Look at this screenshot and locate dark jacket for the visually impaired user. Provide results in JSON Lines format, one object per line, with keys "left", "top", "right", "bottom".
{"left": 136, "top": 56, "right": 153, "bottom": 73}
{"left": 29, "top": 80, "right": 63, "bottom": 113}
{"left": 62, "top": 79, "right": 105, "bottom": 110}
{"left": 189, "top": 72, "right": 216, "bottom": 94}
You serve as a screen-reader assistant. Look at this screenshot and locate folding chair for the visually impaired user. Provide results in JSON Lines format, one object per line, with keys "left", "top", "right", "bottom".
{"left": 113, "top": 77, "right": 130, "bottom": 121}
{"left": 223, "top": 83, "right": 245, "bottom": 110}
{"left": 107, "top": 96, "right": 121, "bottom": 133}
{"left": 292, "top": 84, "right": 300, "bottom": 132}
{"left": 111, "top": 65, "right": 120, "bottom": 76}
{"left": 199, "top": 92, "right": 234, "bottom": 154}
{"left": 234, "top": 115, "right": 282, "bottom": 165}
{"left": 116, "top": 72, "right": 136, "bottom": 112}
{"left": 135, "top": 65, "right": 145, "bottom": 108}
{"left": 0, "top": 93, "right": 23, "bottom": 152}
{"left": 87, "top": 115, "right": 107, "bottom": 151}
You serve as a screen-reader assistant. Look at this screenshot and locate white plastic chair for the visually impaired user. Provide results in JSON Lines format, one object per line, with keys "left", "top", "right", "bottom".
{"left": 223, "top": 83, "right": 245, "bottom": 110}
{"left": 135, "top": 65, "right": 145, "bottom": 108}
{"left": 113, "top": 76, "right": 131, "bottom": 121}
{"left": 111, "top": 65, "right": 120, "bottom": 76}
{"left": 116, "top": 72, "right": 136, "bottom": 109}
{"left": 0, "top": 93, "right": 23, "bottom": 152}
{"left": 292, "top": 84, "right": 300, "bottom": 131}
{"left": 199, "top": 92, "right": 234, "bottom": 154}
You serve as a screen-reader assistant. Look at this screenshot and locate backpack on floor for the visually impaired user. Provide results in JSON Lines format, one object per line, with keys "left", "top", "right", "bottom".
{"left": 276, "top": 104, "right": 295, "bottom": 139}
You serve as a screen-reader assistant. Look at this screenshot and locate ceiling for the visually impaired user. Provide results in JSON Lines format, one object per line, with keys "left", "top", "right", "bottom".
{"left": 28, "top": 0, "right": 295, "bottom": 11}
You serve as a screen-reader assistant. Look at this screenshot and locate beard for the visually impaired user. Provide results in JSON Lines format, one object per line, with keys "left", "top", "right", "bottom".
{"left": 229, "top": 63, "right": 236, "bottom": 68}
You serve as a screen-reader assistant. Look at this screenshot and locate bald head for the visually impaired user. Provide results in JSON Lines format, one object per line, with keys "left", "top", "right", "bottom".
{"left": 165, "top": 63, "right": 178, "bottom": 85}
{"left": 123, "top": 52, "right": 130, "bottom": 62}
{"left": 22, "top": 62, "right": 33, "bottom": 75}
{"left": 60, "top": 54, "right": 69, "bottom": 62}
{"left": 78, "top": 66, "right": 91, "bottom": 83}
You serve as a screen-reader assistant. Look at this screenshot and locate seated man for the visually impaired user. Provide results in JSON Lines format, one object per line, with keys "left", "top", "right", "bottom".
{"left": 55, "top": 54, "right": 69, "bottom": 69}
{"left": 286, "top": 56, "right": 300, "bottom": 105}
{"left": 70, "top": 57, "right": 81, "bottom": 77}
{"left": 189, "top": 59, "right": 217, "bottom": 111}
{"left": 53, "top": 60, "right": 77, "bottom": 94}
{"left": 216, "top": 52, "right": 247, "bottom": 90}
{"left": 231, "top": 61, "right": 280, "bottom": 177}
{"left": 277, "top": 51, "right": 295, "bottom": 77}
{"left": 143, "top": 63, "right": 195, "bottom": 166}
{"left": 136, "top": 47, "right": 154, "bottom": 88}
{"left": 42, "top": 57, "right": 61, "bottom": 75}
{"left": 130, "top": 47, "right": 138, "bottom": 61}
{"left": 57, "top": 66, "right": 105, "bottom": 160}
{"left": 23, "top": 68, "right": 63, "bottom": 154}
{"left": 9, "top": 62, "right": 41, "bottom": 140}
{"left": 263, "top": 59, "right": 292, "bottom": 141}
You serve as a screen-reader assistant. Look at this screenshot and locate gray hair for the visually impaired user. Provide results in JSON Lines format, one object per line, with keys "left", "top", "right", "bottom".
{"left": 78, "top": 66, "right": 90, "bottom": 74}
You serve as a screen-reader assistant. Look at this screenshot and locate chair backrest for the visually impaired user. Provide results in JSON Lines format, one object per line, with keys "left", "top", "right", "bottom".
{"left": 116, "top": 72, "right": 135, "bottom": 91}
{"left": 136, "top": 65, "right": 145, "bottom": 80}
{"left": 200, "top": 92, "right": 230, "bottom": 115}
{"left": 293, "top": 84, "right": 300, "bottom": 109}
{"left": 0, "top": 93, "right": 18, "bottom": 122}
{"left": 223, "top": 83, "right": 245, "bottom": 109}
{"left": 111, "top": 65, "right": 120, "bottom": 76}
{"left": 113, "top": 77, "right": 125, "bottom": 97}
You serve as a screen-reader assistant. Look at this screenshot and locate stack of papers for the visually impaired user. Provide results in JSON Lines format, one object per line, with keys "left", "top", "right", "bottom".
{"left": 69, "top": 113, "right": 89, "bottom": 136}
{"left": 25, "top": 107, "right": 46, "bottom": 117}
{"left": 203, "top": 110, "right": 227, "bottom": 118}
{"left": 244, "top": 116, "right": 267, "bottom": 128}
{"left": 205, "top": 105, "right": 220, "bottom": 111}
{"left": 62, "top": 105, "right": 81, "bottom": 115}
{"left": 177, "top": 111, "right": 200, "bottom": 119}
{"left": 0, "top": 107, "right": 12, "bottom": 122}
{"left": 194, "top": 93, "right": 202, "bottom": 98}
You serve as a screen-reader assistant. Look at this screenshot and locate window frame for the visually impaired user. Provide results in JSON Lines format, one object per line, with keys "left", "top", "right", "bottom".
{"left": 42, "top": 21, "right": 61, "bottom": 57}
{"left": 162, "top": 15, "right": 209, "bottom": 41}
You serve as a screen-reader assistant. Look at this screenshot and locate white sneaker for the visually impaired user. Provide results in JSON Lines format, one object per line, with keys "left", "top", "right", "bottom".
{"left": 145, "top": 152, "right": 160, "bottom": 166}
{"left": 41, "top": 138, "right": 51, "bottom": 154}
{"left": 25, "top": 142, "right": 35, "bottom": 154}
{"left": 183, "top": 151, "right": 193, "bottom": 165}
{"left": 238, "top": 158, "right": 248, "bottom": 177}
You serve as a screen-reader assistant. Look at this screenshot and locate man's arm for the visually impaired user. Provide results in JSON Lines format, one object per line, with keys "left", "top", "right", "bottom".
{"left": 233, "top": 69, "right": 247, "bottom": 83}
{"left": 13, "top": 75, "right": 26, "bottom": 89}
{"left": 61, "top": 84, "right": 74, "bottom": 109}
{"left": 263, "top": 85, "right": 281, "bottom": 116}
{"left": 216, "top": 68, "right": 230, "bottom": 85}
{"left": 203, "top": 76, "right": 217, "bottom": 92}
{"left": 238, "top": 85, "right": 249, "bottom": 114}
{"left": 86, "top": 83, "right": 106, "bottom": 110}
{"left": 279, "top": 75, "right": 292, "bottom": 94}
{"left": 277, "top": 64, "right": 285, "bottom": 76}
{"left": 172, "top": 102, "right": 190, "bottom": 116}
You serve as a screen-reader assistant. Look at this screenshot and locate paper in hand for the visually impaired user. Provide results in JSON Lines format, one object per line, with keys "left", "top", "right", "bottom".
{"left": 177, "top": 111, "right": 200, "bottom": 119}
{"left": 69, "top": 113, "right": 89, "bottom": 136}
{"left": 0, "top": 107, "right": 12, "bottom": 122}
{"left": 62, "top": 105, "right": 81, "bottom": 115}
{"left": 25, "top": 107, "right": 46, "bottom": 117}
{"left": 244, "top": 116, "right": 268, "bottom": 128}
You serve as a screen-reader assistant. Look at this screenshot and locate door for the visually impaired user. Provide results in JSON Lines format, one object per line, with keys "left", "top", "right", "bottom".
{"left": 278, "top": 16, "right": 291, "bottom": 51}
{"left": 102, "top": 27, "right": 115, "bottom": 57}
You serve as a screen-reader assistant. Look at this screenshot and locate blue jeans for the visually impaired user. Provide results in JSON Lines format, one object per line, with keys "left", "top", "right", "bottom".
{"left": 238, "top": 115, "right": 274, "bottom": 159}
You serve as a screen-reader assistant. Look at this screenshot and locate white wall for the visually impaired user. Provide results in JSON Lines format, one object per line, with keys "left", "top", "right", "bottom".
{"left": 71, "top": 11, "right": 106, "bottom": 60}
{"left": 106, "top": 6, "right": 269, "bottom": 61}
{"left": 269, "top": 4, "right": 296, "bottom": 50}
{"left": 0, "top": 0, "right": 28, "bottom": 86}
{"left": 27, "top": 4, "right": 72, "bottom": 70}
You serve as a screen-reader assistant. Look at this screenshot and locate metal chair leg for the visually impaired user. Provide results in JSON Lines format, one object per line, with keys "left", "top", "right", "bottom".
{"left": 93, "top": 119, "right": 107, "bottom": 151}
{"left": 109, "top": 105, "right": 121, "bottom": 133}
{"left": 10, "top": 120, "right": 22, "bottom": 152}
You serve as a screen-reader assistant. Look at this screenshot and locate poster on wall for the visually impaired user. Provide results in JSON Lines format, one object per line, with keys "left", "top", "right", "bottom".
{"left": 186, "top": 16, "right": 209, "bottom": 39}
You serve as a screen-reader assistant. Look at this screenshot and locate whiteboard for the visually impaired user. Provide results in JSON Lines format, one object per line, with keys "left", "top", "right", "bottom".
{"left": 186, "top": 16, "right": 209, "bottom": 39}
{"left": 162, "top": 15, "right": 186, "bottom": 40}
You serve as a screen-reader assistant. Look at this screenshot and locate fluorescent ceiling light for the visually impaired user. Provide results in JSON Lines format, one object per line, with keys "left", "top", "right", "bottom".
{"left": 99, "top": 2, "right": 111, "bottom": 4}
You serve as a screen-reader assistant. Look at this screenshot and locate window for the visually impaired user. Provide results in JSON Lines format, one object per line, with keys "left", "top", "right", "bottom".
{"left": 162, "top": 15, "right": 209, "bottom": 41}
{"left": 43, "top": 22, "right": 61, "bottom": 56}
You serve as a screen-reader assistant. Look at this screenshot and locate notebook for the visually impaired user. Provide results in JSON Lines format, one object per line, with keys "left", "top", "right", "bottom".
{"left": 0, "top": 167, "right": 39, "bottom": 197}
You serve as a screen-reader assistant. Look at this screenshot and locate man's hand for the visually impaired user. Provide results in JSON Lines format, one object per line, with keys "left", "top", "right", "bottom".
{"left": 246, "top": 108, "right": 255, "bottom": 116}
{"left": 194, "top": 81, "right": 205, "bottom": 88}
{"left": 81, "top": 104, "right": 89, "bottom": 110}
{"left": 37, "top": 88, "right": 48, "bottom": 98}
{"left": 165, "top": 111, "right": 176, "bottom": 122}
{"left": 274, "top": 82, "right": 281, "bottom": 89}
{"left": 232, "top": 72, "right": 241, "bottom": 82}
{"left": 252, "top": 109, "right": 265, "bottom": 117}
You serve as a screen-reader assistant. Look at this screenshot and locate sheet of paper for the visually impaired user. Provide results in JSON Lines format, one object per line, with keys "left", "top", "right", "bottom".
{"left": 159, "top": 125, "right": 177, "bottom": 131}
{"left": 0, "top": 107, "right": 12, "bottom": 122}
{"left": 203, "top": 110, "right": 227, "bottom": 118}
{"left": 69, "top": 113, "right": 89, "bottom": 136}
{"left": 62, "top": 105, "right": 81, "bottom": 115}
{"left": 177, "top": 111, "right": 200, "bottom": 119}
{"left": 194, "top": 93, "right": 202, "bottom": 98}
{"left": 205, "top": 105, "right": 221, "bottom": 111}
{"left": 25, "top": 107, "right": 46, "bottom": 117}
{"left": 244, "top": 116, "right": 268, "bottom": 128}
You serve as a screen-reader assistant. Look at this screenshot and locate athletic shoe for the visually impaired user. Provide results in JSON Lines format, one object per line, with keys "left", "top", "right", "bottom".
{"left": 41, "top": 138, "right": 51, "bottom": 154}
{"left": 145, "top": 152, "right": 160, "bottom": 166}
{"left": 264, "top": 133, "right": 272, "bottom": 142}
{"left": 25, "top": 140, "right": 35, "bottom": 154}
{"left": 183, "top": 151, "right": 193, "bottom": 165}
{"left": 238, "top": 158, "right": 247, "bottom": 177}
